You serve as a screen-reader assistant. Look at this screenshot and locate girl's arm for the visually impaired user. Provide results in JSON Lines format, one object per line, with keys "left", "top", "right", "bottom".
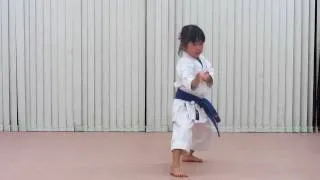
{"left": 202, "top": 58, "right": 214, "bottom": 87}
{"left": 191, "top": 73, "right": 202, "bottom": 90}
{"left": 177, "top": 60, "right": 201, "bottom": 91}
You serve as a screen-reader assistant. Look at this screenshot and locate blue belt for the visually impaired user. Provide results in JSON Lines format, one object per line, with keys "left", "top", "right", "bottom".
{"left": 175, "top": 88, "right": 221, "bottom": 137}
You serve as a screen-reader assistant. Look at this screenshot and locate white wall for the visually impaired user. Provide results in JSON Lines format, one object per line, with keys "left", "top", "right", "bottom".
{"left": 0, "top": 0, "right": 316, "bottom": 132}
{"left": 146, "top": 0, "right": 316, "bottom": 132}
{"left": 0, "top": 0, "right": 146, "bottom": 131}
{"left": 314, "top": 0, "right": 320, "bottom": 132}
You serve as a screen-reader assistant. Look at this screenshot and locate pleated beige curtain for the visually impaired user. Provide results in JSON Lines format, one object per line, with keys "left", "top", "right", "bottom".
{"left": 0, "top": 0, "right": 317, "bottom": 133}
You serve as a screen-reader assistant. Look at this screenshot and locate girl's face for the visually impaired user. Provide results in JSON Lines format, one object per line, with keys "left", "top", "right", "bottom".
{"left": 184, "top": 41, "right": 204, "bottom": 59}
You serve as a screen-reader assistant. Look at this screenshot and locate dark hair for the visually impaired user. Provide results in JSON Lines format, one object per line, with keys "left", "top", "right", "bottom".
{"left": 178, "top": 24, "right": 205, "bottom": 56}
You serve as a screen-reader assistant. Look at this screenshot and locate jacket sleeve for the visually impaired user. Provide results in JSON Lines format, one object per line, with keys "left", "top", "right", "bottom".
{"left": 176, "top": 60, "right": 195, "bottom": 91}
{"left": 203, "top": 58, "right": 215, "bottom": 82}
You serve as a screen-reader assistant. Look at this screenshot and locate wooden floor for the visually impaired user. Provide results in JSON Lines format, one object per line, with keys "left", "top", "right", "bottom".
{"left": 0, "top": 132, "right": 319, "bottom": 180}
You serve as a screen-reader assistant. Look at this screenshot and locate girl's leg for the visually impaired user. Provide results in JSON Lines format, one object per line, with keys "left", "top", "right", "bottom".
{"left": 182, "top": 149, "right": 203, "bottom": 163}
{"left": 170, "top": 121, "right": 192, "bottom": 177}
{"left": 170, "top": 149, "right": 188, "bottom": 177}
{"left": 181, "top": 122, "right": 212, "bottom": 163}
{"left": 170, "top": 101, "right": 194, "bottom": 177}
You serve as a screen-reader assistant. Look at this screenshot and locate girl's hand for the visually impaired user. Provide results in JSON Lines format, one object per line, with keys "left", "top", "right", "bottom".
{"left": 199, "top": 71, "right": 210, "bottom": 81}
{"left": 202, "top": 71, "right": 213, "bottom": 87}
{"left": 191, "top": 71, "right": 212, "bottom": 90}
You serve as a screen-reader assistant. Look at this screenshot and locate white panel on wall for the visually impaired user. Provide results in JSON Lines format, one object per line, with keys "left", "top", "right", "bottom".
{"left": 146, "top": 0, "right": 316, "bottom": 132}
{"left": 314, "top": 0, "right": 320, "bottom": 132}
{"left": 83, "top": 0, "right": 145, "bottom": 132}
{"left": 0, "top": 0, "right": 11, "bottom": 131}
{"left": 146, "top": 0, "right": 176, "bottom": 132}
{"left": 0, "top": 0, "right": 2, "bottom": 131}
{"left": 0, "top": 0, "right": 146, "bottom": 132}
{"left": 8, "top": 0, "right": 18, "bottom": 131}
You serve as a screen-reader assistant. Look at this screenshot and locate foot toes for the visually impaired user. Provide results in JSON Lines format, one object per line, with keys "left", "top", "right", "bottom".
{"left": 170, "top": 172, "right": 188, "bottom": 178}
{"left": 170, "top": 167, "right": 188, "bottom": 178}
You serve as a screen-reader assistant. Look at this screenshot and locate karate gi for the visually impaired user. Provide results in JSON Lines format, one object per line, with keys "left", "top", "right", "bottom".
{"left": 171, "top": 52, "right": 216, "bottom": 153}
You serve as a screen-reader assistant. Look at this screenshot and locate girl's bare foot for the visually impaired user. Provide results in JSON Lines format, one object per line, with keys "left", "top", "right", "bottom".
{"left": 170, "top": 165, "right": 188, "bottom": 178}
{"left": 182, "top": 154, "right": 203, "bottom": 163}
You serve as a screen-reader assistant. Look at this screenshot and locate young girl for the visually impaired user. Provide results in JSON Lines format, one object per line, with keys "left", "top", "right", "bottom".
{"left": 170, "top": 24, "right": 218, "bottom": 177}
